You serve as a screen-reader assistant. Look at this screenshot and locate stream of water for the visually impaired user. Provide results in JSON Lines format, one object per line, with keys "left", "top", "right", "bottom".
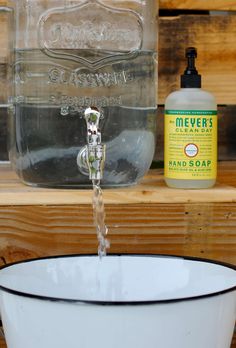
{"left": 82, "top": 107, "right": 110, "bottom": 257}
{"left": 92, "top": 179, "right": 110, "bottom": 257}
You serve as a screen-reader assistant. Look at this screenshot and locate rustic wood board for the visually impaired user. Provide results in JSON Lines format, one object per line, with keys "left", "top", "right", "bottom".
{"left": 0, "top": 200, "right": 236, "bottom": 263}
{"left": 160, "top": 0, "right": 236, "bottom": 11}
{"left": 159, "top": 14, "right": 236, "bottom": 104}
{"left": 0, "top": 161, "right": 236, "bottom": 206}
{"left": 0, "top": 161, "right": 235, "bottom": 265}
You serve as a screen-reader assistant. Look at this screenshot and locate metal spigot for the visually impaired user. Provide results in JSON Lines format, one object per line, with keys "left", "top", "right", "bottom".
{"left": 86, "top": 143, "right": 106, "bottom": 181}
{"left": 78, "top": 107, "right": 106, "bottom": 181}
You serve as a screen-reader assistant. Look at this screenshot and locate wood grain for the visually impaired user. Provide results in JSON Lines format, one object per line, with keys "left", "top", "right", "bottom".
{"left": 0, "top": 162, "right": 236, "bottom": 206}
{"left": 0, "top": 162, "right": 235, "bottom": 265}
{"left": 160, "top": 0, "right": 236, "bottom": 11}
{"left": 0, "top": 201, "right": 236, "bottom": 263}
{"left": 159, "top": 14, "right": 236, "bottom": 104}
{"left": 232, "top": 333, "right": 236, "bottom": 348}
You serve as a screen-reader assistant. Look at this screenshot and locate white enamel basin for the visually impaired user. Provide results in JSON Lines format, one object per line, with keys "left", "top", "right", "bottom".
{"left": 0, "top": 255, "right": 235, "bottom": 348}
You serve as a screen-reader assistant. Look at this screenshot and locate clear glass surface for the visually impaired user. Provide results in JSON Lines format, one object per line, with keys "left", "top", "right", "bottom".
{"left": 7, "top": 0, "right": 158, "bottom": 187}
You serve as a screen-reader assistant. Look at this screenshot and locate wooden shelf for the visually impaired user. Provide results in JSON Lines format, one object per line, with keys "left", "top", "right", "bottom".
{"left": 1, "top": 161, "right": 236, "bottom": 206}
{"left": 0, "top": 161, "right": 234, "bottom": 265}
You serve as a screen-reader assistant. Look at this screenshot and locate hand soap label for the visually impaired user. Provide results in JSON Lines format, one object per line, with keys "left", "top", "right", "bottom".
{"left": 164, "top": 110, "right": 217, "bottom": 180}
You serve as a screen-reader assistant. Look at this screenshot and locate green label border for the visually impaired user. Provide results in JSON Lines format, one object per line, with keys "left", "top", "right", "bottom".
{"left": 165, "top": 110, "right": 217, "bottom": 116}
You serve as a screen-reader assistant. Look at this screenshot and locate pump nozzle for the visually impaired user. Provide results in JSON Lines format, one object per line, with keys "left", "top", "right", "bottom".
{"left": 185, "top": 47, "right": 198, "bottom": 75}
{"left": 181, "top": 47, "right": 201, "bottom": 88}
{"left": 186, "top": 47, "right": 197, "bottom": 58}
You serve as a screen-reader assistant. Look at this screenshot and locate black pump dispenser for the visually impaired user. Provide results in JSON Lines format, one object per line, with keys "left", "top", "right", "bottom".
{"left": 181, "top": 47, "right": 201, "bottom": 88}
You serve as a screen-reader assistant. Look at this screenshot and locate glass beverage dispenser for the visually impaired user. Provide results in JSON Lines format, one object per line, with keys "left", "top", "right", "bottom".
{"left": 8, "top": 0, "right": 158, "bottom": 187}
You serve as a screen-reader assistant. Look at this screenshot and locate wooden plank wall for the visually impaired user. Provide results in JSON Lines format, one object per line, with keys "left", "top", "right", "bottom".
{"left": 159, "top": 15, "right": 236, "bottom": 105}
{"left": 156, "top": 3, "right": 236, "bottom": 163}
{"left": 160, "top": 0, "right": 236, "bottom": 11}
{"left": 0, "top": 201, "right": 236, "bottom": 265}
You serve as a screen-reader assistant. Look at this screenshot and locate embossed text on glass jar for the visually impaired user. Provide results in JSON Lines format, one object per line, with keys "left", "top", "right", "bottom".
{"left": 8, "top": 0, "right": 158, "bottom": 187}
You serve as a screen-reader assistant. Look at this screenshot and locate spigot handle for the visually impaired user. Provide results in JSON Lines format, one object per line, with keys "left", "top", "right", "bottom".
{"left": 86, "top": 143, "right": 106, "bottom": 181}
{"left": 77, "top": 107, "right": 106, "bottom": 181}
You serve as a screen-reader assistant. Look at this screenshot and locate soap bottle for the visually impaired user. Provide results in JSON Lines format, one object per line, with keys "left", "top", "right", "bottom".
{"left": 164, "top": 47, "right": 217, "bottom": 189}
